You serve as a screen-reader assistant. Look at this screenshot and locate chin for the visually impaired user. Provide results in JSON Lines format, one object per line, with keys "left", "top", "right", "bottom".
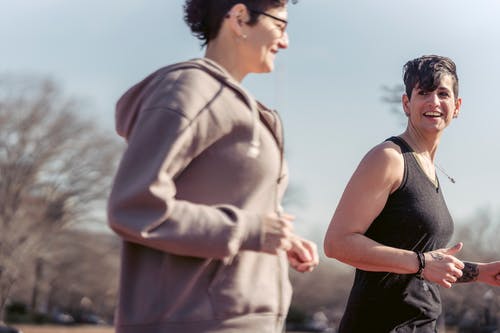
{"left": 262, "top": 62, "right": 274, "bottom": 73}
{"left": 252, "top": 65, "right": 273, "bottom": 74}
{"left": 249, "top": 59, "right": 275, "bottom": 74}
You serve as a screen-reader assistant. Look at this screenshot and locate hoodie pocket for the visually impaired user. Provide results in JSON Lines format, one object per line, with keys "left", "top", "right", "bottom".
{"left": 208, "top": 252, "right": 287, "bottom": 318}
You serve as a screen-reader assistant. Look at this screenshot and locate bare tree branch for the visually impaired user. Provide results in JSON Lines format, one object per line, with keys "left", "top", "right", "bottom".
{"left": 0, "top": 75, "right": 121, "bottom": 320}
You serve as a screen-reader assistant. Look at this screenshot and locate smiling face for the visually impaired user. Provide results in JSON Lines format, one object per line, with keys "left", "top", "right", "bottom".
{"left": 403, "top": 74, "right": 462, "bottom": 134}
{"left": 240, "top": 5, "right": 289, "bottom": 74}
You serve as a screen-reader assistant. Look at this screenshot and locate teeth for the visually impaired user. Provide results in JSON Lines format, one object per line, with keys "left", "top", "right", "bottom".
{"left": 424, "top": 112, "right": 441, "bottom": 117}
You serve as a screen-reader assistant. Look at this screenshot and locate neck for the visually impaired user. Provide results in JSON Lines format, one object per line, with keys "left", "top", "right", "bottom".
{"left": 400, "top": 128, "right": 441, "bottom": 161}
{"left": 205, "top": 37, "right": 247, "bottom": 82}
{"left": 399, "top": 128, "right": 456, "bottom": 185}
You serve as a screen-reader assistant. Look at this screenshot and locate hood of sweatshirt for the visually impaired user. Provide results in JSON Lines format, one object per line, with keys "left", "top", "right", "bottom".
{"left": 115, "top": 58, "right": 262, "bottom": 157}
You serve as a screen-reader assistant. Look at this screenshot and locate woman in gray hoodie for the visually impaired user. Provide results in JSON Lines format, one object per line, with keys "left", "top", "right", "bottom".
{"left": 107, "top": 1, "right": 318, "bottom": 332}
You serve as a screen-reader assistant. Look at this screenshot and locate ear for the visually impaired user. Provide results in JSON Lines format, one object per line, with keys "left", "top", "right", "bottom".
{"left": 453, "top": 97, "right": 462, "bottom": 118}
{"left": 401, "top": 94, "right": 410, "bottom": 117}
{"left": 226, "top": 4, "right": 250, "bottom": 38}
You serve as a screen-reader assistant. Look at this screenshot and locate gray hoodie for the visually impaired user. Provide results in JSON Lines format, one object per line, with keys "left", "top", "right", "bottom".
{"left": 108, "top": 58, "right": 291, "bottom": 333}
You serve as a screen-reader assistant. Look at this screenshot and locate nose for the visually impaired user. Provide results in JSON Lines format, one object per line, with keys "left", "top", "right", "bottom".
{"left": 278, "top": 31, "right": 289, "bottom": 49}
{"left": 427, "top": 91, "right": 440, "bottom": 106}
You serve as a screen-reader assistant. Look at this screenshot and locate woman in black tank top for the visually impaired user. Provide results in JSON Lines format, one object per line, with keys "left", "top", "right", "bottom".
{"left": 324, "top": 55, "right": 500, "bottom": 333}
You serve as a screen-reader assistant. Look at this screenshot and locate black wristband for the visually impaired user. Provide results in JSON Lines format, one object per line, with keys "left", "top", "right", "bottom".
{"left": 415, "top": 251, "right": 426, "bottom": 280}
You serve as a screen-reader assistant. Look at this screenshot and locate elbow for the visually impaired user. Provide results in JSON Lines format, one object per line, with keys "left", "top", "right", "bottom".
{"left": 323, "top": 245, "right": 341, "bottom": 260}
{"left": 107, "top": 190, "right": 123, "bottom": 233}
{"left": 106, "top": 190, "right": 146, "bottom": 238}
{"left": 323, "top": 218, "right": 347, "bottom": 260}
{"left": 323, "top": 248, "right": 337, "bottom": 260}
{"left": 323, "top": 234, "right": 341, "bottom": 260}
{"left": 107, "top": 200, "right": 117, "bottom": 231}
{"left": 324, "top": 242, "right": 352, "bottom": 266}
{"left": 323, "top": 230, "right": 353, "bottom": 264}
{"left": 107, "top": 199, "right": 131, "bottom": 238}
{"left": 107, "top": 208, "right": 125, "bottom": 237}
{"left": 323, "top": 237, "right": 333, "bottom": 258}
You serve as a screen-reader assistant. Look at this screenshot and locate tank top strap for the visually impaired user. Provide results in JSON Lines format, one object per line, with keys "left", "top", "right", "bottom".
{"left": 385, "top": 136, "right": 414, "bottom": 154}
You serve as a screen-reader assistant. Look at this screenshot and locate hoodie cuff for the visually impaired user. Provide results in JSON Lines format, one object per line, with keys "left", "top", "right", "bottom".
{"left": 237, "top": 212, "right": 263, "bottom": 252}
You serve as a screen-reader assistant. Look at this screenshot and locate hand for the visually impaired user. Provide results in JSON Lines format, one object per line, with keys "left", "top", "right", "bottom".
{"left": 423, "top": 243, "right": 465, "bottom": 288}
{"left": 287, "top": 237, "right": 319, "bottom": 273}
{"left": 477, "top": 261, "right": 500, "bottom": 286}
{"left": 261, "top": 212, "right": 294, "bottom": 255}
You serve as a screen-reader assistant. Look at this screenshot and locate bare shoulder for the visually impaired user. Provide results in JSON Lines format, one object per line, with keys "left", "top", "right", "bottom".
{"left": 356, "top": 140, "right": 404, "bottom": 192}
{"left": 361, "top": 140, "right": 403, "bottom": 167}
{"left": 330, "top": 140, "right": 406, "bottom": 235}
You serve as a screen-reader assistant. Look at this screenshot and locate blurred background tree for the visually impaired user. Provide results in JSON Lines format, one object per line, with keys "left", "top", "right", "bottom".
{"left": 0, "top": 76, "right": 497, "bottom": 331}
{"left": 0, "top": 75, "right": 121, "bottom": 322}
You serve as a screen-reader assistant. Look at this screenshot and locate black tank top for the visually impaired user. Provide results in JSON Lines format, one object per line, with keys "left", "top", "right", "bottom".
{"left": 338, "top": 136, "right": 454, "bottom": 333}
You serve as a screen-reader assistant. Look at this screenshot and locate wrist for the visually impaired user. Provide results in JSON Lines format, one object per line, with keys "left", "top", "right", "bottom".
{"left": 414, "top": 251, "right": 426, "bottom": 279}
{"left": 460, "top": 262, "right": 481, "bottom": 283}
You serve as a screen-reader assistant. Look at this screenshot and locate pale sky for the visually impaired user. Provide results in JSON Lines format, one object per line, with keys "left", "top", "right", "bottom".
{"left": 2, "top": 0, "right": 500, "bottom": 240}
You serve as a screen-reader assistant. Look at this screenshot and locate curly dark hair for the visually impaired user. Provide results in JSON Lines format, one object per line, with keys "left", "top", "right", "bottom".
{"left": 183, "top": 0, "right": 295, "bottom": 46}
{"left": 403, "top": 55, "right": 459, "bottom": 100}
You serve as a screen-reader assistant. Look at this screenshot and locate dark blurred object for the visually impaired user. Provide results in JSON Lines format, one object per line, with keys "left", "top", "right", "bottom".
{"left": 0, "top": 324, "right": 23, "bottom": 333}
{"left": 4, "top": 302, "right": 29, "bottom": 324}
{"left": 286, "top": 308, "right": 334, "bottom": 332}
{"left": 74, "top": 313, "right": 107, "bottom": 325}
{"left": 50, "top": 311, "right": 75, "bottom": 325}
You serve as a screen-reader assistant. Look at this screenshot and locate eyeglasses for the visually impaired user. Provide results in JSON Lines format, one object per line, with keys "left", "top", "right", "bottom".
{"left": 248, "top": 8, "right": 288, "bottom": 34}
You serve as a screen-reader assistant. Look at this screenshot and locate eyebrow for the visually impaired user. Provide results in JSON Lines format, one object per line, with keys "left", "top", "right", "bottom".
{"left": 436, "top": 86, "right": 452, "bottom": 91}
{"left": 415, "top": 85, "right": 451, "bottom": 92}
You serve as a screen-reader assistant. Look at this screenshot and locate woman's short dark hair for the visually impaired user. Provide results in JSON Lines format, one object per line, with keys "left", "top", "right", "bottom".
{"left": 403, "top": 55, "right": 459, "bottom": 100}
{"left": 184, "top": 0, "right": 293, "bottom": 46}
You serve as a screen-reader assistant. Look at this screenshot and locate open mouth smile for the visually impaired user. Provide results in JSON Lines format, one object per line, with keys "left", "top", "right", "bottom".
{"left": 423, "top": 111, "right": 443, "bottom": 118}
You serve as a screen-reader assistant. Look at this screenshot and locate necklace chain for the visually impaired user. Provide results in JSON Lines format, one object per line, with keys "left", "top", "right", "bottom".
{"left": 435, "top": 163, "right": 456, "bottom": 184}
{"left": 402, "top": 135, "right": 456, "bottom": 184}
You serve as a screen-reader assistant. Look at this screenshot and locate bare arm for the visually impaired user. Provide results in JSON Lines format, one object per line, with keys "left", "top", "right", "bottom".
{"left": 457, "top": 261, "right": 500, "bottom": 286}
{"left": 324, "top": 142, "right": 418, "bottom": 273}
{"left": 323, "top": 141, "right": 464, "bottom": 288}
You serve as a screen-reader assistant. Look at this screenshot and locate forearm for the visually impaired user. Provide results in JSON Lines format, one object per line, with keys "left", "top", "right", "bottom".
{"left": 325, "top": 232, "right": 419, "bottom": 274}
{"left": 109, "top": 196, "right": 262, "bottom": 260}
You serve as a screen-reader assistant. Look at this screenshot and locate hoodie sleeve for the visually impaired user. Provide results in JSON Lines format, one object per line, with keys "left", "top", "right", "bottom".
{"left": 107, "top": 105, "right": 263, "bottom": 261}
